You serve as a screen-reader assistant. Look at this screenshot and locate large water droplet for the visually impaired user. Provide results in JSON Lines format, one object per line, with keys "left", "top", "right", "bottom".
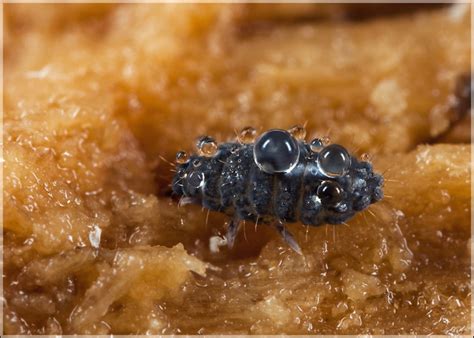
{"left": 238, "top": 126, "right": 257, "bottom": 144}
{"left": 317, "top": 144, "right": 351, "bottom": 177}
{"left": 196, "top": 136, "right": 217, "bottom": 157}
{"left": 253, "top": 129, "right": 299, "bottom": 173}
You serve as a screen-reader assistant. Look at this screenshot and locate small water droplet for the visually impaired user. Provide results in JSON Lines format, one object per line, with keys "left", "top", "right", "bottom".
{"left": 321, "top": 136, "right": 331, "bottom": 146}
{"left": 238, "top": 126, "right": 257, "bottom": 144}
{"left": 176, "top": 151, "right": 189, "bottom": 164}
{"left": 360, "top": 152, "right": 372, "bottom": 162}
{"left": 288, "top": 125, "right": 306, "bottom": 140}
{"left": 310, "top": 138, "right": 324, "bottom": 152}
{"left": 192, "top": 159, "right": 202, "bottom": 167}
{"left": 196, "top": 136, "right": 217, "bottom": 157}
{"left": 230, "top": 144, "right": 240, "bottom": 154}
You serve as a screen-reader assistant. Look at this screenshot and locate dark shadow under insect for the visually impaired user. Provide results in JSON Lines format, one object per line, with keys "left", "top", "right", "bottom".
{"left": 172, "top": 126, "right": 384, "bottom": 254}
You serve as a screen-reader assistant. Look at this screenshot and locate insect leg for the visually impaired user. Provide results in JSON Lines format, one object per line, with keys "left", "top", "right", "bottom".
{"left": 226, "top": 218, "right": 241, "bottom": 248}
{"left": 273, "top": 220, "right": 302, "bottom": 255}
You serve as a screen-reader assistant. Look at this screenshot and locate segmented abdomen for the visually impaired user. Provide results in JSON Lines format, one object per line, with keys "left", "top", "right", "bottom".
{"left": 174, "top": 142, "right": 317, "bottom": 224}
{"left": 173, "top": 128, "right": 383, "bottom": 233}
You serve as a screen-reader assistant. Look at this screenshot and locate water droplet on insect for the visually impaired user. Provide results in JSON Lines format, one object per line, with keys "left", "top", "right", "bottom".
{"left": 253, "top": 129, "right": 299, "bottom": 173}
{"left": 192, "top": 159, "right": 202, "bottom": 167}
{"left": 317, "top": 144, "right": 351, "bottom": 177}
{"left": 176, "top": 151, "right": 189, "bottom": 164}
{"left": 238, "top": 126, "right": 257, "bottom": 144}
{"left": 310, "top": 138, "right": 324, "bottom": 152}
{"left": 317, "top": 181, "right": 344, "bottom": 205}
{"left": 196, "top": 136, "right": 217, "bottom": 157}
{"left": 230, "top": 144, "right": 239, "bottom": 154}
{"left": 360, "top": 153, "right": 372, "bottom": 162}
{"left": 288, "top": 125, "right": 306, "bottom": 141}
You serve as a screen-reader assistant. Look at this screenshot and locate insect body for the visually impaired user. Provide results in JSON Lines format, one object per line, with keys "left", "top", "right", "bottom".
{"left": 172, "top": 127, "right": 383, "bottom": 254}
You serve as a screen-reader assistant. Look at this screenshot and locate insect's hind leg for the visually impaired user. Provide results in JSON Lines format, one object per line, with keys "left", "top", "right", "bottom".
{"left": 273, "top": 220, "right": 302, "bottom": 255}
{"left": 226, "top": 218, "right": 241, "bottom": 249}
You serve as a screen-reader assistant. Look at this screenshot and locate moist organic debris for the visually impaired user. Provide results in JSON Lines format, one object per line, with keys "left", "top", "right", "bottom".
{"left": 3, "top": 3, "right": 471, "bottom": 335}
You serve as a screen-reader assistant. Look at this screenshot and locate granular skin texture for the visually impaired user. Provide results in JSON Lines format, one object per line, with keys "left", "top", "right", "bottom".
{"left": 3, "top": 3, "right": 471, "bottom": 335}
{"left": 172, "top": 139, "right": 383, "bottom": 226}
